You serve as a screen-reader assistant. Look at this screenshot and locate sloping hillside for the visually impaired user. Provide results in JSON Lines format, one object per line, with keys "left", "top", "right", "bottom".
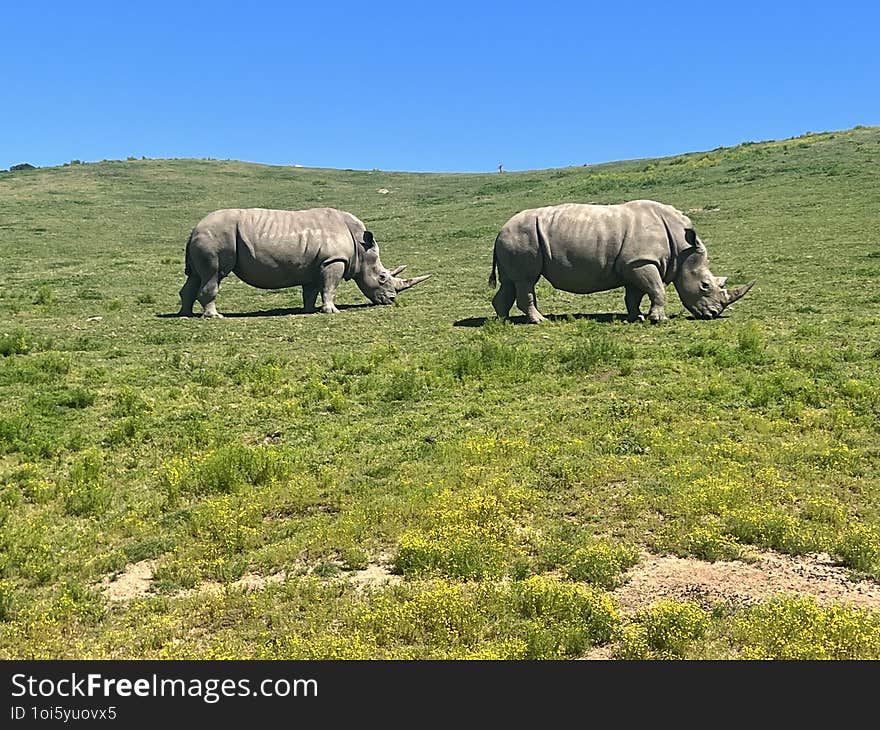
{"left": 1, "top": 126, "right": 879, "bottom": 659}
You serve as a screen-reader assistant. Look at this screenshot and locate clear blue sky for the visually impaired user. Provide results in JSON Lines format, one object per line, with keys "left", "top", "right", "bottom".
{"left": 2, "top": 1, "right": 878, "bottom": 172}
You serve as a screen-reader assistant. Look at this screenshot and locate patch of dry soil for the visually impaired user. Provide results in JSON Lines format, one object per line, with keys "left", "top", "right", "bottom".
{"left": 100, "top": 559, "right": 156, "bottom": 602}
{"left": 348, "top": 564, "right": 403, "bottom": 592}
{"left": 614, "top": 550, "right": 880, "bottom": 612}
{"left": 99, "top": 561, "right": 401, "bottom": 601}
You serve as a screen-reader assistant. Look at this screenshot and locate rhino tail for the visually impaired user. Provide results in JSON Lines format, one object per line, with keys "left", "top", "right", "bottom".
{"left": 535, "top": 216, "right": 551, "bottom": 263}
{"left": 183, "top": 229, "right": 195, "bottom": 275}
{"left": 488, "top": 242, "right": 498, "bottom": 288}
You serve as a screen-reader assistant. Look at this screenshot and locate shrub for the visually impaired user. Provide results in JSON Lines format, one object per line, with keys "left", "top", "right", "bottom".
{"left": 836, "top": 525, "right": 880, "bottom": 578}
{"left": 617, "top": 601, "right": 709, "bottom": 659}
{"left": 724, "top": 506, "right": 810, "bottom": 554}
{"left": 2, "top": 464, "right": 53, "bottom": 504}
{"left": 564, "top": 541, "right": 639, "bottom": 589}
{"left": 512, "top": 576, "right": 619, "bottom": 657}
{"left": 679, "top": 527, "right": 742, "bottom": 562}
{"left": 735, "top": 597, "right": 880, "bottom": 659}
{"left": 190, "top": 494, "right": 261, "bottom": 558}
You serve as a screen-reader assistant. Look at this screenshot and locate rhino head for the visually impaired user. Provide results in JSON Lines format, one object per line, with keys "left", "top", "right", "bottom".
{"left": 354, "top": 231, "right": 430, "bottom": 305}
{"left": 673, "top": 234, "right": 755, "bottom": 320}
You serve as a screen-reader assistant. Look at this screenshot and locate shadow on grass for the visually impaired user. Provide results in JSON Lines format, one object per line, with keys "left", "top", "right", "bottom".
{"left": 453, "top": 312, "right": 632, "bottom": 327}
{"left": 156, "top": 303, "right": 375, "bottom": 319}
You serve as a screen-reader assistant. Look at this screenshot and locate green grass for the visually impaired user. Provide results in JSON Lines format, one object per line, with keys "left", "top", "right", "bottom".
{"left": 1, "top": 127, "right": 880, "bottom": 658}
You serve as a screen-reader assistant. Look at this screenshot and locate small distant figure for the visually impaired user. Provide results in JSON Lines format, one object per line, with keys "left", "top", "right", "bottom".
{"left": 498, "top": 164, "right": 504, "bottom": 173}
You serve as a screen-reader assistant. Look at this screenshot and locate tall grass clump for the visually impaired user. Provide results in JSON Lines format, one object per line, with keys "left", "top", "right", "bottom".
{"left": 557, "top": 333, "right": 634, "bottom": 375}
{"left": 161, "top": 444, "right": 292, "bottom": 506}
{"left": 0, "top": 329, "right": 32, "bottom": 356}
{"left": 450, "top": 336, "right": 538, "bottom": 382}
{"left": 62, "top": 449, "right": 112, "bottom": 517}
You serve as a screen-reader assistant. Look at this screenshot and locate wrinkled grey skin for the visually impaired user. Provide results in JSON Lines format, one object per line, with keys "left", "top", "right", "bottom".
{"left": 178, "top": 207, "right": 429, "bottom": 317}
{"left": 489, "top": 200, "right": 755, "bottom": 323}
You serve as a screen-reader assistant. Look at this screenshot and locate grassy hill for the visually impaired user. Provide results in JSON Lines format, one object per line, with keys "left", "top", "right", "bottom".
{"left": 1, "top": 126, "right": 879, "bottom": 659}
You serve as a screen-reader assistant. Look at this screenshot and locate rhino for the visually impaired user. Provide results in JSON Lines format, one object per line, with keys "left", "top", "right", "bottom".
{"left": 178, "top": 207, "right": 429, "bottom": 317}
{"left": 489, "top": 199, "right": 754, "bottom": 323}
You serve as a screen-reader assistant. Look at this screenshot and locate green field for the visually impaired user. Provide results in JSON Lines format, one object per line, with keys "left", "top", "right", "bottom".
{"left": 2, "top": 126, "right": 880, "bottom": 659}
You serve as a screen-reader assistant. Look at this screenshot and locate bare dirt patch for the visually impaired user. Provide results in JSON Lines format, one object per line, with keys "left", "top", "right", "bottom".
{"left": 100, "top": 559, "right": 156, "bottom": 602}
{"left": 190, "top": 572, "right": 287, "bottom": 597}
{"left": 99, "top": 557, "right": 403, "bottom": 603}
{"left": 614, "top": 550, "right": 880, "bottom": 612}
{"left": 349, "top": 563, "right": 403, "bottom": 592}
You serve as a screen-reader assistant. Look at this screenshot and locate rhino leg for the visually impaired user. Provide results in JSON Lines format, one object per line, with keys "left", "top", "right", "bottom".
{"left": 492, "top": 273, "right": 516, "bottom": 320}
{"left": 624, "top": 265, "right": 666, "bottom": 323}
{"left": 302, "top": 285, "right": 319, "bottom": 313}
{"left": 319, "top": 261, "right": 345, "bottom": 314}
{"left": 624, "top": 286, "right": 646, "bottom": 323}
{"left": 197, "top": 275, "right": 223, "bottom": 318}
{"left": 514, "top": 279, "right": 546, "bottom": 324}
{"left": 178, "top": 275, "right": 200, "bottom": 316}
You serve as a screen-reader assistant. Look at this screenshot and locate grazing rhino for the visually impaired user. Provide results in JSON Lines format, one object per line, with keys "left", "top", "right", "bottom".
{"left": 489, "top": 199, "right": 754, "bottom": 323}
{"left": 178, "top": 207, "right": 429, "bottom": 317}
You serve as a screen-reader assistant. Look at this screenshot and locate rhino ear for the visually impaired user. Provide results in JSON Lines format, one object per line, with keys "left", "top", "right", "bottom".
{"left": 684, "top": 228, "right": 707, "bottom": 255}
{"left": 362, "top": 230, "right": 376, "bottom": 249}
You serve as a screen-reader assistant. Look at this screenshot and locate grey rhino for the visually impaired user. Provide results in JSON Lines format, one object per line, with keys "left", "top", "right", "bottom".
{"left": 489, "top": 199, "right": 754, "bottom": 323}
{"left": 178, "top": 207, "right": 429, "bottom": 317}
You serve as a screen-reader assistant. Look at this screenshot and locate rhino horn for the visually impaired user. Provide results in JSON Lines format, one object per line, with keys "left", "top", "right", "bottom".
{"left": 393, "top": 274, "right": 431, "bottom": 292}
{"left": 722, "top": 280, "right": 756, "bottom": 308}
{"left": 389, "top": 264, "right": 408, "bottom": 276}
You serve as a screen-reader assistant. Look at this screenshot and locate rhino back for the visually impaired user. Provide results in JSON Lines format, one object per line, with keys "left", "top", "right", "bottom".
{"left": 232, "top": 208, "right": 358, "bottom": 289}
{"left": 537, "top": 201, "right": 683, "bottom": 292}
